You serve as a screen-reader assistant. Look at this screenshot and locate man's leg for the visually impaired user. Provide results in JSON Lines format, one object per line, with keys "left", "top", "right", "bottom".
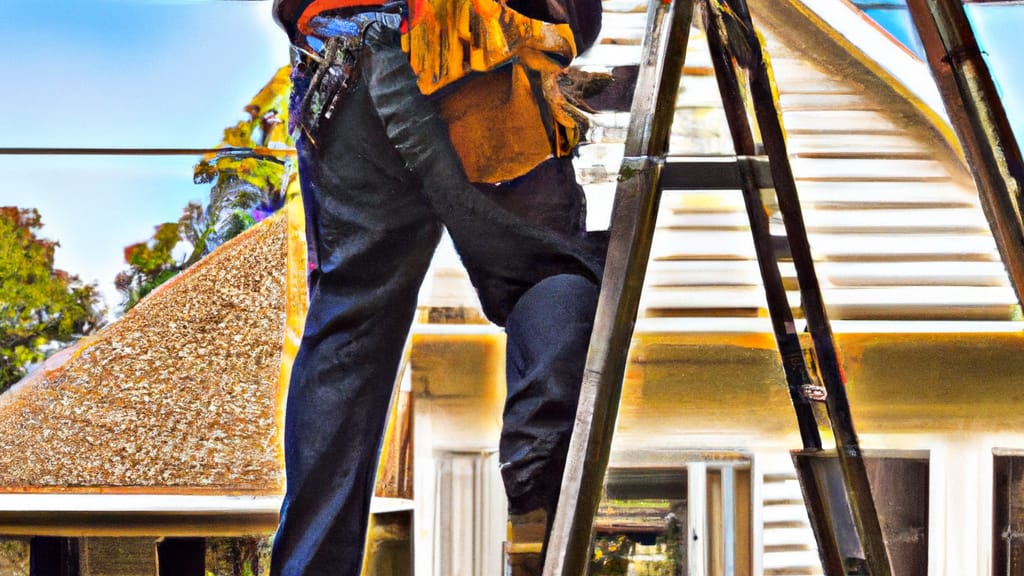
{"left": 360, "top": 22, "right": 604, "bottom": 324}
{"left": 270, "top": 57, "right": 442, "bottom": 576}
{"left": 500, "top": 273, "right": 599, "bottom": 574}
{"left": 359, "top": 25, "right": 605, "bottom": 527}
{"left": 501, "top": 274, "right": 599, "bottom": 518}
{"left": 471, "top": 158, "right": 603, "bottom": 569}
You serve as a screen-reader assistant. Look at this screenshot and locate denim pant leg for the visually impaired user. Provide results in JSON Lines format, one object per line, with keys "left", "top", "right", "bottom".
{"left": 360, "top": 23, "right": 604, "bottom": 325}
{"left": 500, "top": 274, "right": 599, "bottom": 516}
{"left": 470, "top": 158, "right": 601, "bottom": 518}
{"left": 270, "top": 51, "right": 442, "bottom": 576}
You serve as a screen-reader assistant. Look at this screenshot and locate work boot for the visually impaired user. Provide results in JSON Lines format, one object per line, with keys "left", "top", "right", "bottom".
{"left": 505, "top": 508, "right": 548, "bottom": 576}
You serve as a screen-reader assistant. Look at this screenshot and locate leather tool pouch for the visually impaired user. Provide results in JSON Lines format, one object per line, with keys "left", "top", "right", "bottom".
{"left": 297, "top": 36, "right": 363, "bottom": 146}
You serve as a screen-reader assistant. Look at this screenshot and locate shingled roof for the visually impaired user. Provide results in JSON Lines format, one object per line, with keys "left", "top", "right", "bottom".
{"left": 0, "top": 214, "right": 289, "bottom": 494}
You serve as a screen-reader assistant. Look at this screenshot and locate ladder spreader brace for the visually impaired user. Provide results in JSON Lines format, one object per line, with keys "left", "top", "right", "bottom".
{"left": 541, "top": 0, "right": 895, "bottom": 573}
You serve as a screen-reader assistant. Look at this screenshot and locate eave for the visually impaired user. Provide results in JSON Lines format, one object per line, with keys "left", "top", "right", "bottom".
{"left": 748, "top": 0, "right": 968, "bottom": 173}
{"left": 0, "top": 494, "right": 412, "bottom": 537}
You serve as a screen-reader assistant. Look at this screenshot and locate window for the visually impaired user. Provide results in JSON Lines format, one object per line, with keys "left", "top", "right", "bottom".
{"left": 432, "top": 450, "right": 505, "bottom": 575}
{"left": 993, "top": 449, "right": 1024, "bottom": 574}
{"left": 594, "top": 461, "right": 752, "bottom": 575}
{"left": 850, "top": 0, "right": 927, "bottom": 58}
{"left": 792, "top": 450, "right": 929, "bottom": 574}
{"left": 963, "top": 1, "right": 1024, "bottom": 145}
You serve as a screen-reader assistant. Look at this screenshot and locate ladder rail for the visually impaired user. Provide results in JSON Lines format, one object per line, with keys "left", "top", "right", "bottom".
{"left": 904, "top": 0, "right": 1024, "bottom": 310}
{"left": 701, "top": 2, "right": 848, "bottom": 572}
{"left": 542, "top": 0, "right": 695, "bottom": 573}
{"left": 718, "top": 0, "right": 894, "bottom": 571}
{"left": 702, "top": 0, "right": 823, "bottom": 454}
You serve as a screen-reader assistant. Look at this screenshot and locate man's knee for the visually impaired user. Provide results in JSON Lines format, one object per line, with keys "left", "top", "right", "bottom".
{"left": 507, "top": 274, "right": 599, "bottom": 337}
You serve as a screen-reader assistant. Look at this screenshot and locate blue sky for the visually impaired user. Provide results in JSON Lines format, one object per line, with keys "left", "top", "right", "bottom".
{"left": 2, "top": 0, "right": 290, "bottom": 312}
{"left": 852, "top": 0, "right": 1023, "bottom": 143}
{"left": 965, "top": 3, "right": 1024, "bottom": 144}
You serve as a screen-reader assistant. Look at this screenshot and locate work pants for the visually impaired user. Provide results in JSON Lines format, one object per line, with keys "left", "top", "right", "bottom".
{"left": 270, "top": 21, "right": 601, "bottom": 576}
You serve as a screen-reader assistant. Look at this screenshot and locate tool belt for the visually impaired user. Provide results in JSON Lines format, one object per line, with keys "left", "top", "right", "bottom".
{"left": 290, "top": 10, "right": 403, "bottom": 145}
{"left": 402, "top": 0, "right": 584, "bottom": 182}
{"left": 288, "top": 2, "right": 584, "bottom": 182}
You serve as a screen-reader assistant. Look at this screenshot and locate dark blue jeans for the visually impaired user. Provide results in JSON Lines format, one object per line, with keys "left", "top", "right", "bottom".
{"left": 270, "top": 21, "right": 601, "bottom": 576}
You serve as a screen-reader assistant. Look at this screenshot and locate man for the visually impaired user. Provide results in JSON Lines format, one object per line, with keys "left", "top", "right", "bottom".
{"left": 270, "top": 0, "right": 603, "bottom": 573}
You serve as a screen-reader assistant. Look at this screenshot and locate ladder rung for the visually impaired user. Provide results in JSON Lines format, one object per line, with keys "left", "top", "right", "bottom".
{"left": 661, "top": 156, "right": 773, "bottom": 190}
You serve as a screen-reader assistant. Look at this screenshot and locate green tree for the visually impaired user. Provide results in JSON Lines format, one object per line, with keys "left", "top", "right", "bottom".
{"left": 114, "top": 221, "right": 183, "bottom": 310}
{"left": 116, "top": 66, "right": 295, "bottom": 312}
{"left": 0, "top": 207, "right": 105, "bottom": 392}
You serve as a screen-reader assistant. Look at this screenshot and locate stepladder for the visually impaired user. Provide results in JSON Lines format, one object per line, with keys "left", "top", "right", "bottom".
{"left": 540, "top": 0, "right": 897, "bottom": 573}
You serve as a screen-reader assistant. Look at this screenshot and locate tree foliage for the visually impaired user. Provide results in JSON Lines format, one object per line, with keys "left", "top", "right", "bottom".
{"left": 114, "top": 222, "right": 183, "bottom": 310}
{"left": 0, "top": 207, "right": 105, "bottom": 392}
{"left": 115, "top": 66, "right": 295, "bottom": 311}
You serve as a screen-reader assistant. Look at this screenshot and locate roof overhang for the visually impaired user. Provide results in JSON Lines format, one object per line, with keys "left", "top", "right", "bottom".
{"left": 748, "top": 0, "right": 969, "bottom": 174}
{"left": 0, "top": 494, "right": 412, "bottom": 537}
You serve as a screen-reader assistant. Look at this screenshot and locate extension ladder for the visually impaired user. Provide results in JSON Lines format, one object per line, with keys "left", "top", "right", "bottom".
{"left": 541, "top": 0, "right": 895, "bottom": 573}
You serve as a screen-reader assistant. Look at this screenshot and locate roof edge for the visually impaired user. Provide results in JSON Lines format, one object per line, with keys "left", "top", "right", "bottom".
{"left": 0, "top": 494, "right": 412, "bottom": 537}
{"left": 750, "top": 0, "right": 970, "bottom": 176}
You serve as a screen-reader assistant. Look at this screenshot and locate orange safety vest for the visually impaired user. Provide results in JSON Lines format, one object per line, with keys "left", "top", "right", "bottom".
{"left": 403, "top": 0, "right": 585, "bottom": 183}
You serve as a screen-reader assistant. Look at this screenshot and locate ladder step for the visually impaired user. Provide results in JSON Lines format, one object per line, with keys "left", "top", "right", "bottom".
{"left": 660, "top": 156, "right": 773, "bottom": 190}
{"left": 504, "top": 545, "right": 542, "bottom": 576}
{"left": 506, "top": 542, "right": 543, "bottom": 554}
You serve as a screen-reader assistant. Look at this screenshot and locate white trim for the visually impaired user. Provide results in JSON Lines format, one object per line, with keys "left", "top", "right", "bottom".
{"left": 412, "top": 323, "right": 503, "bottom": 336}
{"left": 0, "top": 494, "right": 412, "bottom": 537}
{"left": 929, "top": 444, "right": 946, "bottom": 576}
{"left": 749, "top": 455, "right": 765, "bottom": 576}
{"left": 978, "top": 445, "right": 995, "bottom": 576}
{"left": 431, "top": 450, "right": 503, "bottom": 576}
{"left": 0, "top": 493, "right": 281, "bottom": 514}
{"left": 632, "top": 317, "right": 1024, "bottom": 334}
{"left": 937, "top": 439, "right": 991, "bottom": 574}
{"left": 794, "top": 0, "right": 951, "bottom": 126}
{"left": 413, "top": 317, "right": 1024, "bottom": 336}
{"left": 0, "top": 493, "right": 412, "bottom": 515}
{"left": 722, "top": 466, "right": 736, "bottom": 576}
{"left": 689, "top": 462, "right": 709, "bottom": 576}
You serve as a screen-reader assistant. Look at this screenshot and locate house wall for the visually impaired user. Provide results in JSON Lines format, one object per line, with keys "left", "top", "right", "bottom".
{"left": 407, "top": 325, "right": 1024, "bottom": 574}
